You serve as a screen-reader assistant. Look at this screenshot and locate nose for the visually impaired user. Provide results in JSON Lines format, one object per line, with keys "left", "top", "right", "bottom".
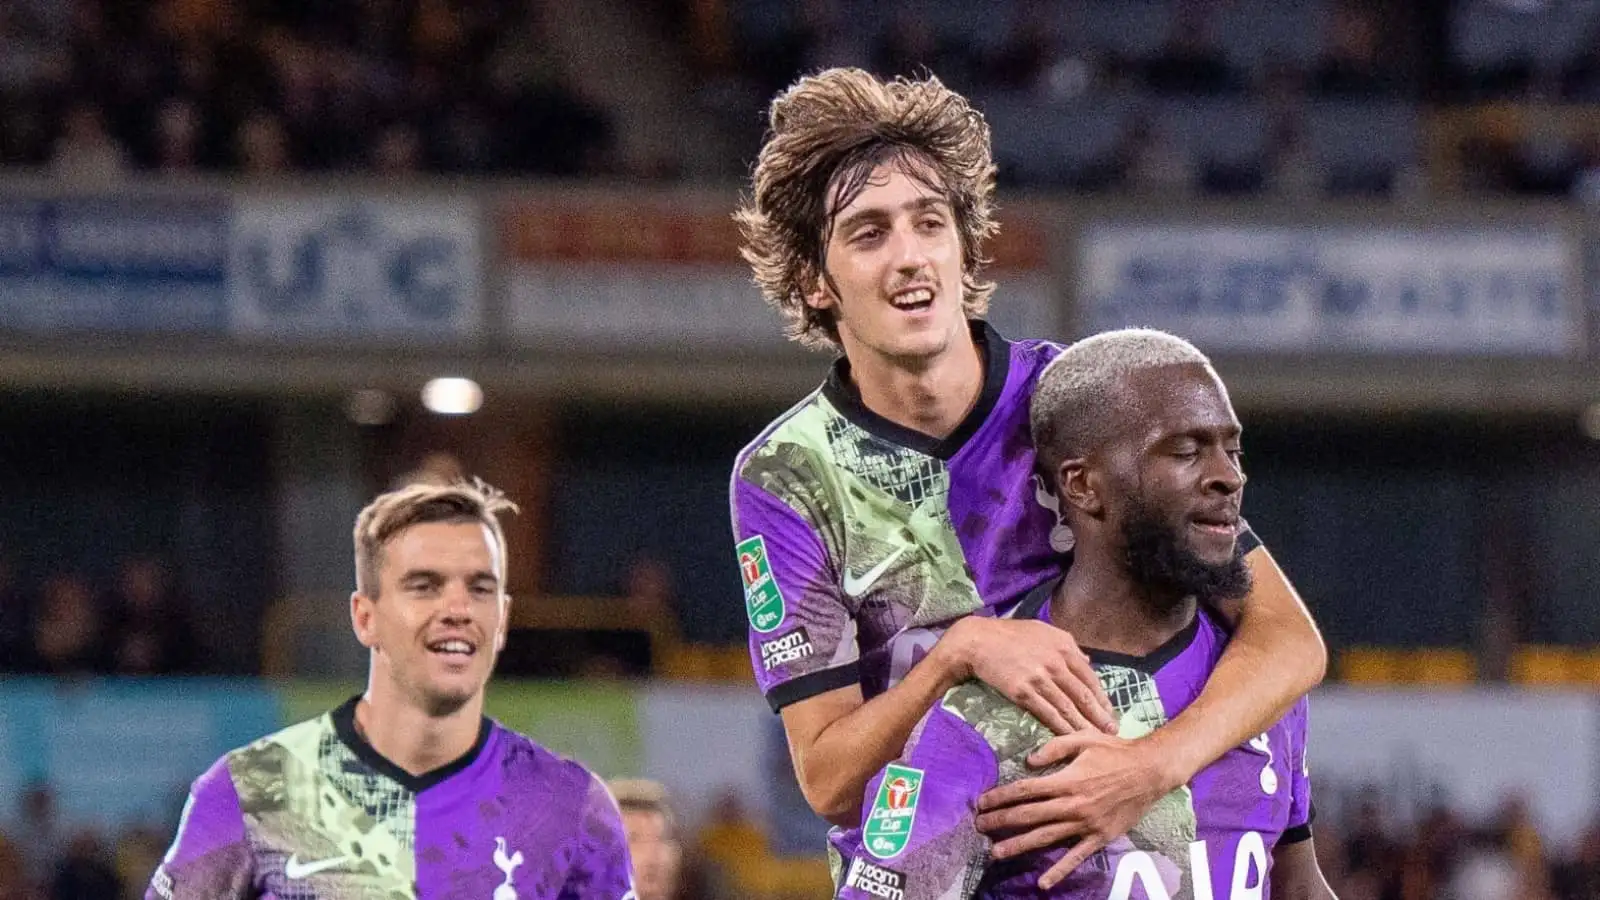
{"left": 888, "top": 220, "right": 931, "bottom": 275}
{"left": 440, "top": 582, "right": 473, "bottom": 621}
{"left": 1204, "top": 448, "right": 1245, "bottom": 495}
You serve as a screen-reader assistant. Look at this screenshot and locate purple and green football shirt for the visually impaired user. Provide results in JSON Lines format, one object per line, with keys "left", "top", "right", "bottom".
{"left": 730, "top": 320, "right": 1260, "bottom": 712}
{"left": 146, "top": 696, "right": 636, "bottom": 900}
{"left": 831, "top": 581, "right": 1314, "bottom": 900}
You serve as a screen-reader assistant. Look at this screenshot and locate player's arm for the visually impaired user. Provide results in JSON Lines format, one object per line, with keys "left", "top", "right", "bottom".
{"left": 1271, "top": 839, "right": 1338, "bottom": 900}
{"left": 146, "top": 758, "right": 255, "bottom": 900}
{"left": 560, "top": 773, "right": 637, "bottom": 900}
{"left": 976, "top": 537, "right": 1325, "bottom": 888}
{"left": 735, "top": 476, "right": 1109, "bottom": 825}
{"left": 1159, "top": 542, "right": 1327, "bottom": 778}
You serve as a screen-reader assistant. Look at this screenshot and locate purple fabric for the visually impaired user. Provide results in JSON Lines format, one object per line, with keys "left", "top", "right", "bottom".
{"left": 414, "top": 726, "right": 636, "bottom": 900}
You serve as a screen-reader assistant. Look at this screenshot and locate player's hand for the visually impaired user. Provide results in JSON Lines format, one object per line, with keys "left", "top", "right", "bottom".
{"left": 974, "top": 730, "right": 1178, "bottom": 891}
{"left": 944, "top": 617, "right": 1116, "bottom": 736}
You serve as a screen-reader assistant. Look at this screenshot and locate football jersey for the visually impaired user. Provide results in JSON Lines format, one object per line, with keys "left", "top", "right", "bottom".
{"left": 730, "top": 320, "right": 1258, "bottom": 711}
{"left": 146, "top": 696, "right": 636, "bottom": 900}
{"left": 831, "top": 580, "right": 1313, "bottom": 900}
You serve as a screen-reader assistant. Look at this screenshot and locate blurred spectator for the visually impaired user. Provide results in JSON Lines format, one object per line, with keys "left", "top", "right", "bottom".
{"left": 1142, "top": 4, "right": 1240, "bottom": 95}
{"left": 1119, "top": 116, "right": 1197, "bottom": 197}
{"left": 233, "top": 110, "right": 291, "bottom": 174}
{"left": 1553, "top": 821, "right": 1600, "bottom": 900}
{"left": 25, "top": 574, "right": 107, "bottom": 676}
{"left": 623, "top": 556, "right": 678, "bottom": 630}
{"left": 609, "top": 779, "right": 686, "bottom": 900}
{"left": 15, "top": 785, "right": 62, "bottom": 895}
{"left": 1447, "top": 830, "right": 1519, "bottom": 900}
{"left": 1263, "top": 119, "right": 1322, "bottom": 199}
{"left": 103, "top": 556, "right": 199, "bottom": 676}
{"left": 1311, "top": 4, "right": 1399, "bottom": 98}
{"left": 371, "top": 121, "right": 424, "bottom": 174}
{"left": 0, "top": 0, "right": 615, "bottom": 177}
{"left": 48, "top": 833, "right": 122, "bottom": 900}
{"left": 0, "top": 555, "right": 27, "bottom": 674}
{"left": 49, "top": 103, "right": 127, "bottom": 183}
{"left": 150, "top": 97, "right": 202, "bottom": 173}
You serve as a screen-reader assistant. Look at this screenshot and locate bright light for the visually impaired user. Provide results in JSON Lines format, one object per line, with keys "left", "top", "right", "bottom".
{"left": 421, "top": 377, "right": 483, "bottom": 415}
{"left": 345, "top": 389, "right": 397, "bottom": 426}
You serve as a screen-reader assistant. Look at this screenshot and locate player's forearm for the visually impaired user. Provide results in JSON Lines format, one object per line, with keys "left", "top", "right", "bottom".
{"left": 1143, "top": 548, "right": 1326, "bottom": 788}
{"left": 795, "top": 643, "right": 967, "bottom": 825}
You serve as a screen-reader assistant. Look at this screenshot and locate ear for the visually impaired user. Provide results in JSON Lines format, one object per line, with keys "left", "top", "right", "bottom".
{"left": 803, "top": 272, "right": 836, "bottom": 312}
{"left": 1058, "top": 457, "right": 1103, "bottom": 517}
{"left": 351, "top": 591, "right": 378, "bottom": 649}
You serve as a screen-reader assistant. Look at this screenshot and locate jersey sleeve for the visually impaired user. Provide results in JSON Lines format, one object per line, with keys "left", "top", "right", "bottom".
{"left": 833, "top": 704, "right": 999, "bottom": 900}
{"left": 146, "top": 756, "right": 254, "bottom": 900}
{"left": 560, "top": 771, "right": 637, "bottom": 900}
{"left": 731, "top": 471, "right": 859, "bottom": 711}
{"left": 1282, "top": 696, "right": 1315, "bottom": 844}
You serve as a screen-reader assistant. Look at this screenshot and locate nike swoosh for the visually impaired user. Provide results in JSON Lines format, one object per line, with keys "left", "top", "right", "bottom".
{"left": 843, "top": 546, "right": 908, "bottom": 598}
{"left": 284, "top": 854, "right": 350, "bottom": 879}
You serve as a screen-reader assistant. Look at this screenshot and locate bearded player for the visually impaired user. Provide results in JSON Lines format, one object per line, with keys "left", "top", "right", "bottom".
{"left": 832, "top": 330, "right": 1335, "bottom": 899}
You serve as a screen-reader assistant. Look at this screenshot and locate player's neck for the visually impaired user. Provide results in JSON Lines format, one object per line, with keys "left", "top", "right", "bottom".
{"left": 844, "top": 329, "right": 984, "bottom": 440}
{"left": 1050, "top": 552, "right": 1195, "bottom": 658}
{"left": 355, "top": 683, "right": 484, "bottom": 777}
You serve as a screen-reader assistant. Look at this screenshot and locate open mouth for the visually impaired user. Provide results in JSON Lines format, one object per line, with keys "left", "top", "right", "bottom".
{"left": 426, "top": 638, "right": 478, "bottom": 659}
{"left": 890, "top": 287, "right": 934, "bottom": 312}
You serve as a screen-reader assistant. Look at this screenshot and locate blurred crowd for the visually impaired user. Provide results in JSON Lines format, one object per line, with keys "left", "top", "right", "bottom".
{"left": 9, "top": 0, "right": 1600, "bottom": 198}
{"left": 3, "top": 779, "right": 1599, "bottom": 900}
{"left": 0, "top": 556, "right": 201, "bottom": 677}
{"left": 0, "top": 0, "right": 613, "bottom": 179}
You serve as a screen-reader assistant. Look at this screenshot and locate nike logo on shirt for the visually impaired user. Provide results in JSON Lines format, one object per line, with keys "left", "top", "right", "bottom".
{"left": 843, "top": 546, "right": 909, "bottom": 598}
{"left": 284, "top": 854, "right": 350, "bottom": 879}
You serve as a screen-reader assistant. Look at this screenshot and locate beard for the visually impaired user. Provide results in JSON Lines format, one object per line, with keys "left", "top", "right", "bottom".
{"left": 1120, "top": 496, "right": 1253, "bottom": 609}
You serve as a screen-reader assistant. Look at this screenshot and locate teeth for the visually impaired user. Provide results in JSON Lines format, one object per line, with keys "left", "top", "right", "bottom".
{"left": 432, "top": 640, "right": 472, "bottom": 655}
{"left": 894, "top": 288, "right": 933, "bottom": 307}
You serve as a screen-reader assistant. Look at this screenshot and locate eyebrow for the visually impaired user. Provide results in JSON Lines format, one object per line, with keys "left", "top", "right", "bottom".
{"left": 833, "top": 196, "right": 950, "bottom": 236}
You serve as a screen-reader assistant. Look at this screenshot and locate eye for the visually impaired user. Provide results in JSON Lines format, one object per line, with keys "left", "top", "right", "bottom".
{"left": 917, "top": 216, "right": 946, "bottom": 233}
{"left": 851, "top": 226, "right": 883, "bottom": 245}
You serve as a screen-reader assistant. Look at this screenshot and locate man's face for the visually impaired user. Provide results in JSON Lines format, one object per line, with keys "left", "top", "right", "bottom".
{"left": 352, "top": 521, "right": 507, "bottom": 716}
{"left": 1104, "top": 363, "right": 1252, "bottom": 605}
{"left": 808, "top": 157, "right": 969, "bottom": 365}
{"left": 621, "top": 809, "right": 681, "bottom": 900}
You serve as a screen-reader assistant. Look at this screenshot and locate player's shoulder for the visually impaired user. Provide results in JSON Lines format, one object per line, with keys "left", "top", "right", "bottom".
{"left": 732, "top": 384, "right": 833, "bottom": 479}
{"left": 188, "top": 713, "right": 329, "bottom": 808}
{"left": 1009, "top": 335, "right": 1067, "bottom": 387}
{"left": 490, "top": 725, "right": 604, "bottom": 803}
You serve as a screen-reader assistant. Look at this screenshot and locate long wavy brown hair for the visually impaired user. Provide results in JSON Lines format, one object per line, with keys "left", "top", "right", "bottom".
{"left": 735, "top": 68, "right": 999, "bottom": 350}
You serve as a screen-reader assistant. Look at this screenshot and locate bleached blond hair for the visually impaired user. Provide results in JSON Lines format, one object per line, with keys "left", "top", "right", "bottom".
{"left": 352, "top": 478, "right": 519, "bottom": 598}
{"left": 1030, "top": 329, "right": 1214, "bottom": 482}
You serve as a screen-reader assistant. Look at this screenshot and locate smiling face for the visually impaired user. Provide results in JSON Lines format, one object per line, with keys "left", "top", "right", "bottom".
{"left": 351, "top": 520, "right": 508, "bottom": 717}
{"left": 807, "top": 156, "right": 971, "bottom": 367}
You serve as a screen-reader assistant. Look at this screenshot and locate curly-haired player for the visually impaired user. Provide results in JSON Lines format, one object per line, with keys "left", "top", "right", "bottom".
{"left": 730, "top": 68, "right": 1327, "bottom": 889}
